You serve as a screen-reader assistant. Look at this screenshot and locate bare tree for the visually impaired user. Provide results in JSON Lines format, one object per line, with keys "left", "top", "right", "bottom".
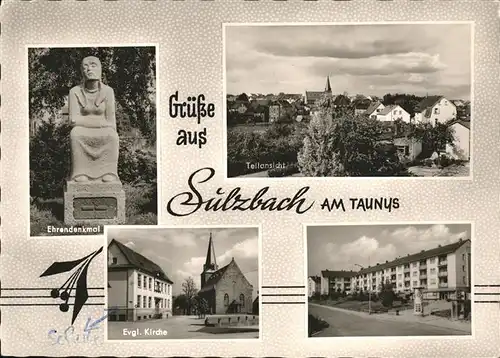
{"left": 182, "top": 277, "right": 198, "bottom": 315}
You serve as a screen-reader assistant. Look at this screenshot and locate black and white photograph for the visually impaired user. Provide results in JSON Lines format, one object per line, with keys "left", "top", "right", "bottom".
{"left": 29, "top": 46, "right": 158, "bottom": 236}
{"left": 306, "top": 223, "right": 472, "bottom": 337}
{"left": 225, "top": 23, "right": 472, "bottom": 178}
{"left": 106, "top": 226, "right": 260, "bottom": 340}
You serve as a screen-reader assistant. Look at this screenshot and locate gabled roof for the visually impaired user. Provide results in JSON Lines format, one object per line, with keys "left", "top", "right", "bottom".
{"left": 365, "top": 101, "right": 383, "bottom": 116}
{"left": 353, "top": 100, "right": 371, "bottom": 110}
{"left": 333, "top": 95, "right": 351, "bottom": 107}
{"left": 256, "top": 99, "right": 270, "bottom": 106}
{"left": 416, "top": 96, "right": 443, "bottom": 112}
{"left": 199, "top": 259, "right": 238, "bottom": 293}
{"left": 378, "top": 105, "right": 398, "bottom": 116}
{"left": 448, "top": 119, "right": 470, "bottom": 130}
{"left": 356, "top": 239, "right": 470, "bottom": 275}
{"left": 108, "top": 239, "right": 173, "bottom": 283}
{"left": 305, "top": 91, "right": 324, "bottom": 102}
{"left": 321, "top": 270, "right": 357, "bottom": 278}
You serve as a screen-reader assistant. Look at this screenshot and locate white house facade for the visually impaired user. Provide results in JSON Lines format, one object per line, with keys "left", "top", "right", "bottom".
{"left": 376, "top": 105, "right": 411, "bottom": 123}
{"left": 107, "top": 239, "right": 173, "bottom": 321}
{"left": 414, "top": 96, "right": 457, "bottom": 126}
{"left": 446, "top": 120, "right": 471, "bottom": 161}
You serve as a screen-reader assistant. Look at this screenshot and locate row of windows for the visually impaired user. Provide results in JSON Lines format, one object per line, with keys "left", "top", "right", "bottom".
{"left": 137, "top": 274, "right": 171, "bottom": 294}
{"left": 136, "top": 294, "right": 170, "bottom": 309}
{"left": 223, "top": 293, "right": 246, "bottom": 307}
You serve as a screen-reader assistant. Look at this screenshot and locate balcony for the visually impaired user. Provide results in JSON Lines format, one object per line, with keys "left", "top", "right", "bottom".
{"left": 438, "top": 271, "right": 448, "bottom": 277}
{"left": 404, "top": 276, "right": 410, "bottom": 281}
{"left": 419, "top": 265, "right": 427, "bottom": 270}
{"left": 438, "top": 260, "right": 448, "bottom": 267}
{"left": 439, "top": 283, "right": 448, "bottom": 288}
{"left": 420, "top": 274, "right": 427, "bottom": 279}
{"left": 404, "top": 268, "right": 410, "bottom": 273}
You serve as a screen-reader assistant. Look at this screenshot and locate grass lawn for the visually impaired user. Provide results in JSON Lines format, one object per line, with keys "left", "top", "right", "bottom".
{"left": 408, "top": 162, "right": 470, "bottom": 177}
{"left": 314, "top": 299, "right": 411, "bottom": 313}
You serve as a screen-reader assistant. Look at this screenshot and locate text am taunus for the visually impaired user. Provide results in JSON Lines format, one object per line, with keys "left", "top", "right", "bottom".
{"left": 321, "top": 197, "right": 400, "bottom": 212}
{"left": 169, "top": 91, "right": 215, "bottom": 149}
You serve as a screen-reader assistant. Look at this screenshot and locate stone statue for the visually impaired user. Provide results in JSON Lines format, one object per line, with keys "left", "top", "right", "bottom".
{"left": 68, "top": 56, "right": 119, "bottom": 183}
{"left": 64, "top": 56, "right": 125, "bottom": 226}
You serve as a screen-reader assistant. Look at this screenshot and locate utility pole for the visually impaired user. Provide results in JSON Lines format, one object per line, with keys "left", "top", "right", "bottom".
{"left": 368, "top": 256, "right": 371, "bottom": 315}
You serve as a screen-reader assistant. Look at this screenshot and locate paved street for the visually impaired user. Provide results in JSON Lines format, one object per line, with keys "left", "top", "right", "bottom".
{"left": 309, "top": 303, "right": 470, "bottom": 337}
{"left": 108, "top": 315, "right": 259, "bottom": 340}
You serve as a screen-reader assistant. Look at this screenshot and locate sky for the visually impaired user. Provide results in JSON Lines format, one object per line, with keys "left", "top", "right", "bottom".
{"left": 307, "top": 223, "right": 471, "bottom": 276}
{"left": 225, "top": 23, "right": 472, "bottom": 100}
{"left": 108, "top": 227, "right": 259, "bottom": 298}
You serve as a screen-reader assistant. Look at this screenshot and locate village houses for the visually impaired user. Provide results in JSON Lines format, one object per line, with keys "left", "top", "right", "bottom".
{"left": 227, "top": 77, "right": 470, "bottom": 163}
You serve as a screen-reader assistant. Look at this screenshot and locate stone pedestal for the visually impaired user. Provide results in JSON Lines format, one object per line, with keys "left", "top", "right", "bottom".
{"left": 64, "top": 180, "right": 126, "bottom": 226}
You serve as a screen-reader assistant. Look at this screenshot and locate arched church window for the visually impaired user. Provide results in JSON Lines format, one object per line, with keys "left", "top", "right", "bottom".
{"left": 240, "top": 293, "right": 245, "bottom": 307}
{"left": 224, "top": 293, "right": 229, "bottom": 306}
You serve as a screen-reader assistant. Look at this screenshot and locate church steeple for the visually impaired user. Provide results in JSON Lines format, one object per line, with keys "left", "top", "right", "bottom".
{"left": 325, "top": 76, "right": 332, "bottom": 93}
{"left": 201, "top": 232, "right": 218, "bottom": 288}
{"left": 204, "top": 232, "right": 217, "bottom": 271}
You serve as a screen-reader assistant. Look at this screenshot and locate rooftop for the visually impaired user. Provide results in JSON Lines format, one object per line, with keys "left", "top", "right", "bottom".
{"left": 320, "top": 238, "right": 469, "bottom": 277}
{"left": 108, "top": 239, "right": 173, "bottom": 284}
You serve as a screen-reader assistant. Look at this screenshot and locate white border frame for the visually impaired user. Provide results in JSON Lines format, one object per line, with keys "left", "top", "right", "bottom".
{"left": 102, "top": 224, "right": 263, "bottom": 343}
{"left": 26, "top": 43, "right": 162, "bottom": 239}
{"left": 222, "top": 21, "right": 474, "bottom": 181}
{"left": 302, "top": 220, "right": 475, "bottom": 340}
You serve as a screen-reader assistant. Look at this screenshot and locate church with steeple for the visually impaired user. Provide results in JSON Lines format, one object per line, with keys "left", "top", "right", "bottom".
{"left": 198, "top": 233, "right": 254, "bottom": 314}
{"left": 305, "top": 76, "right": 333, "bottom": 108}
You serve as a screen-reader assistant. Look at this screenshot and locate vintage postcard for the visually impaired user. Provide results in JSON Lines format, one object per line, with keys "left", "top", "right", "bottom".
{"left": 1, "top": 1, "right": 499, "bottom": 357}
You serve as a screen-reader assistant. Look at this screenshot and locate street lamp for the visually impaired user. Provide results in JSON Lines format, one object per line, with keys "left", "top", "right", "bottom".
{"left": 354, "top": 263, "right": 371, "bottom": 315}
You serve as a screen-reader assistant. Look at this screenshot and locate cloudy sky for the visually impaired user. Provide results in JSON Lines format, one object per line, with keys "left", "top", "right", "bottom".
{"left": 307, "top": 223, "right": 471, "bottom": 276}
{"left": 226, "top": 23, "right": 471, "bottom": 100}
{"left": 108, "top": 227, "right": 259, "bottom": 298}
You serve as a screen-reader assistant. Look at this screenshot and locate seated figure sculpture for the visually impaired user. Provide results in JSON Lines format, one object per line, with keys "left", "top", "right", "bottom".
{"left": 68, "top": 56, "right": 119, "bottom": 183}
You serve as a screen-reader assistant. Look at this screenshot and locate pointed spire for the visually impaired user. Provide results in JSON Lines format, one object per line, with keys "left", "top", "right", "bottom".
{"left": 204, "top": 232, "right": 217, "bottom": 271}
{"left": 325, "top": 76, "right": 332, "bottom": 93}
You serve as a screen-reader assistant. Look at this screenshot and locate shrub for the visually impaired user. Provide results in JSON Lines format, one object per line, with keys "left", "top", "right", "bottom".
{"left": 30, "top": 120, "right": 72, "bottom": 201}
{"left": 30, "top": 204, "right": 62, "bottom": 236}
{"left": 308, "top": 314, "right": 329, "bottom": 336}
{"left": 423, "top": 158, "right": 434, "bottom": 167}
{"left": 439, "top": 154, "right": 452, "bottom": 168}
{"left": 123, "top": 183, "right": 157, "bottom": 221}
{"left": 267, "top": 163, "right": 300, "bottom": 177}
{"left": 128, "top": 212, "right": 158, "bottom": 225}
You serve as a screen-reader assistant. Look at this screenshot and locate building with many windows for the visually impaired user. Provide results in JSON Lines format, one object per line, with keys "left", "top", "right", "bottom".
{"left": 107, "top": 239, "right": 174, "bottom": 321}
{"left": 320, "top": 270, "right": 357, "bottom": 296}
{"left": 320, "top": 238, "right": 471, "bottom": 300}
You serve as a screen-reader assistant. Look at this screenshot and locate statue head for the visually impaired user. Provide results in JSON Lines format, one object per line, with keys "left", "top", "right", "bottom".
{"left": 81, "top": 56, "right": 102, "bottom": 81}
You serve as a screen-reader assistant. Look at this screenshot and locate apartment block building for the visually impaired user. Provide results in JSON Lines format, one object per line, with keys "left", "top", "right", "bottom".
{"left": 107, "top": 239, "right": 174, "bottom": 321}
{"left": 320, "top": 270, "right": 357, "bottom": 295}
{"left": 321, "top": 238, "right": 471, "bottom": 300}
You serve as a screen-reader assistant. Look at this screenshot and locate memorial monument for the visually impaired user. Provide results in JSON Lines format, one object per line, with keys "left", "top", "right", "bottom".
{"left": 64, "top": 56, "right": 126, "bottom": 225}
